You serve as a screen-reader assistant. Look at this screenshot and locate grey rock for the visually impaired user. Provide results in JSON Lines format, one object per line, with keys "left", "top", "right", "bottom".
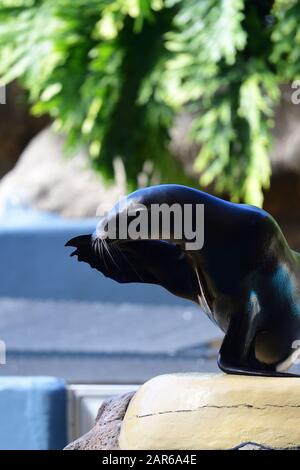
{"left": 0, "top": 127, "right": 126, "bottom": 218}
{"left": 64, "top": 391, "right": 135, "bottom": 450}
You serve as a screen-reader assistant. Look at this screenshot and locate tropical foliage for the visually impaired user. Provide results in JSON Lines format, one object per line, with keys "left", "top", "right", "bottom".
{"left": 0, "top": 0, "right": 299, "bottom": 205}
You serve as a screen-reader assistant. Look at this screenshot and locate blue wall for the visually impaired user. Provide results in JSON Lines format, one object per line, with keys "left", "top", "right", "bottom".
{"left": 0, "top": 377, "right": 66, "bottom": 450}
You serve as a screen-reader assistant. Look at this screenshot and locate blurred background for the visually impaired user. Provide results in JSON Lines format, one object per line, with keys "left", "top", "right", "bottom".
{"left": 0, "top": 0, "right": 300, "bottom": 449}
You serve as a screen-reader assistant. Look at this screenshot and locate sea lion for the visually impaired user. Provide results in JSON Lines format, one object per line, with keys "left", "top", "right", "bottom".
{"left": 66, "top": 184, "right": 300, "bottom": 377}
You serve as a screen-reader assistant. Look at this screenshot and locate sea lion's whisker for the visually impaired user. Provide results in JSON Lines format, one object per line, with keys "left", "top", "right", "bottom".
{"left": 114, "top": 243, "right": 144, "bottom": 281}
{"left": 100, "top": 239, "right": 110, "bottom": 273}
{"left": 102, "top": 239, "right": 120, "bottom": 270}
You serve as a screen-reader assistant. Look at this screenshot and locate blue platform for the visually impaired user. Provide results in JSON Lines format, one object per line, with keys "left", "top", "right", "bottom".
{"left": 0, "top": 376, "right": 66, "bottom": 449}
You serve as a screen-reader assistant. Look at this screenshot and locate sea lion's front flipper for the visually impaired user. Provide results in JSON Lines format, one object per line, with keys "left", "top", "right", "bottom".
{"left": 217, "top": 308, "right": 280, "bottom": 377}
{"left": 218, "top": 352, "right": 300, "bottom": 377}
{"left": 217, "top": 308, "right": 260, "bottom": 374}
{"left": 66, "top": 236, "right": 199, "bottom": 303}
{"left": 218, "top": 310, "right": 300, "bottom": 377}
{"left": 109, "top": 239, "right": 198, "bottom": 302}
{"left": 123, "top": 240, "right": 199, "bottom": 302}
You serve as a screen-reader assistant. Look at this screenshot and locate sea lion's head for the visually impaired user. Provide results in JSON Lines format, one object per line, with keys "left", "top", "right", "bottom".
{"left": 66, "top": 185, "right": 203, "bottom": 302}
{"left": 96, "top": 184, "right": 204, "bottom": 251}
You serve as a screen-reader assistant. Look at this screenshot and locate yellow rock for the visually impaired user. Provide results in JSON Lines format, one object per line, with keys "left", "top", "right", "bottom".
{"left": 119, "top": 373, "right": 300, "bottom": 450}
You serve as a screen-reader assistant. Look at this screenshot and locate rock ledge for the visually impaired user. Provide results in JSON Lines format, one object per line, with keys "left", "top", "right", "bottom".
{"left": 120, "top": 373, "right": 300, "bottom": 450}
{"left": 65, "top": 373, "right": 300, "bottom": 450}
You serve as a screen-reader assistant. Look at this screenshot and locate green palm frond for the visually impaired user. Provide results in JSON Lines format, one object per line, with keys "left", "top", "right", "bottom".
{"left": 0, "top": 0, "right": 293, "bottom": 205}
